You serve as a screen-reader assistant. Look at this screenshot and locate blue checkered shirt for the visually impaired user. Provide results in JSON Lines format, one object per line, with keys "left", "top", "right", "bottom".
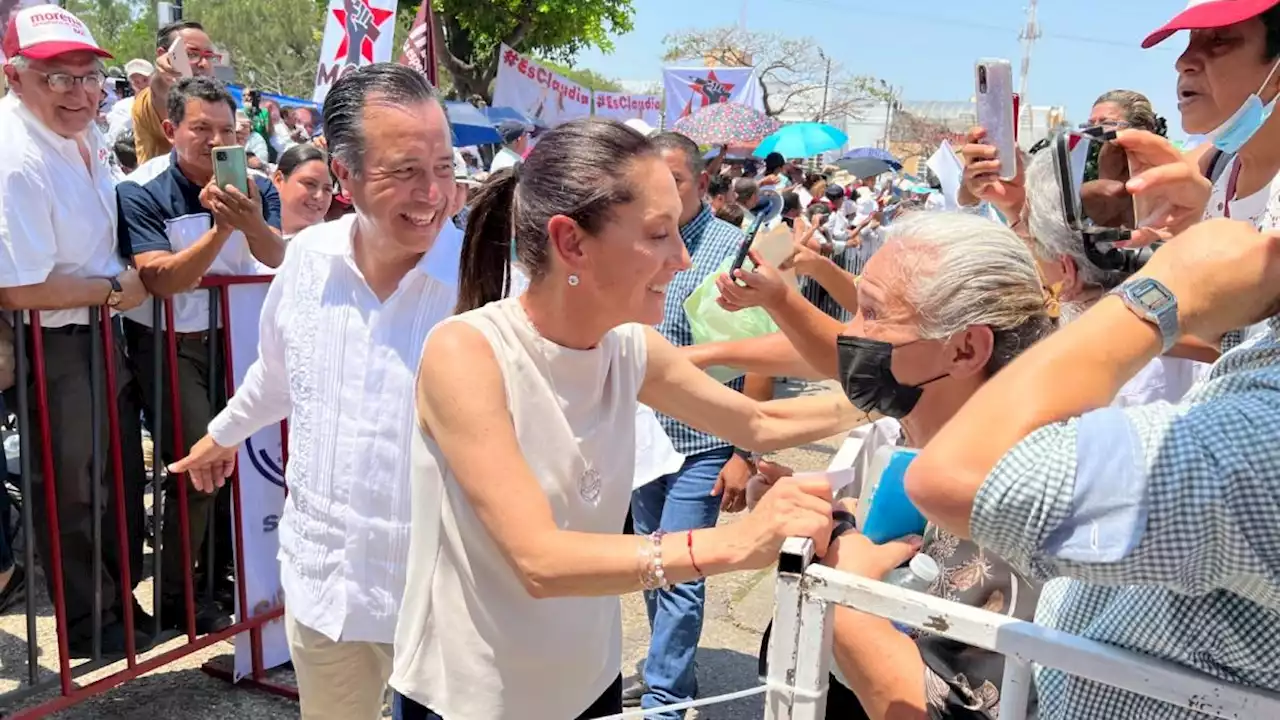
{"left": 970, "top": 316, "right": 1280, "bottom": 719}
{"left": 656, "top": 204, "right": 746, "bottom": 456}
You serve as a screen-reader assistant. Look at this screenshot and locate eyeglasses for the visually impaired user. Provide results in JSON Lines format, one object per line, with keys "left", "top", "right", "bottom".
{"left": 1080, "top": 120, "right": 1132, "bottom": 131}
{"left": 33, "top": 70, "right": 105, "bottom": 94}
{"left": 186, "top": 48, "right": 223, "bottom": 64}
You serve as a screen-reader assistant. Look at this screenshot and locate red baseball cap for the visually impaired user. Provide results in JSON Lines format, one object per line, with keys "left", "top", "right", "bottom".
{"left": 1143, "top": 0, "right": 1280, "bottom": 48}
{"left": 3, "top": 4, "right": 112, "bottom": 61}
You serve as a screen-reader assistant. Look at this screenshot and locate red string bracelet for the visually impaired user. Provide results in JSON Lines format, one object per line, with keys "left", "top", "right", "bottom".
{"left": 687, "top": 529, "right": 704, "bottom": 577}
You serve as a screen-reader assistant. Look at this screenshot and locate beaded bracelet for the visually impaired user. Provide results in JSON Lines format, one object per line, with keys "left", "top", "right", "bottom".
{"left": 638, "top": 530, "right": 669, "bottom": 591}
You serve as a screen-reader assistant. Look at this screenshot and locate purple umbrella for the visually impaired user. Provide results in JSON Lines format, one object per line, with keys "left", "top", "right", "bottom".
{"left": 672, "top": 102, "right": 782, "bottom": 147}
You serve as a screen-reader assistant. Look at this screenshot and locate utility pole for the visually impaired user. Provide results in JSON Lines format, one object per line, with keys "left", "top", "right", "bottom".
{"left": 1018, "top": 0, "right": 1041, "bottom": 143}
{"left": 818, "top": 49, "right": 831, "bottom": 123}
{"left": 880, "top": 82, "right": 897, "bottom": 149}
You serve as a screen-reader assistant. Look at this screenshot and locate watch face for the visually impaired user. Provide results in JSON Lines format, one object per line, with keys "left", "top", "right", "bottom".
{"left": 1137, "top": 284, "right": 1172, "bottom": 310}
{"left": 1130, "top": 279, "right": 1174, "bottom": 312}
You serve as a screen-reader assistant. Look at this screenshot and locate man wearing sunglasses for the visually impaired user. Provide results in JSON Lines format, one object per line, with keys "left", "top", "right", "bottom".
{"left": 132, "top": 20, "right": 221, "bottom": 164}
{"left": 0, "top": 4, "right": 152, "bottom": 658}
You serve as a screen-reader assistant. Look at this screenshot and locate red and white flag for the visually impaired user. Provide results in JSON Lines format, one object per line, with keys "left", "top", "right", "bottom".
{"left": 399, "top": 1, "right": 437, "bottom": 87}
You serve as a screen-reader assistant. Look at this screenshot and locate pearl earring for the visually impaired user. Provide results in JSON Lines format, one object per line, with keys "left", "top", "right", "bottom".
{"left": 567, "top": 274, "right": 581, "bottom": 287}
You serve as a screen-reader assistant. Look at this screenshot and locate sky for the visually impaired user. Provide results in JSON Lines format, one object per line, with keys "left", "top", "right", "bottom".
{"left": 574, "top": 0, "right": 1191, "bottom": 139}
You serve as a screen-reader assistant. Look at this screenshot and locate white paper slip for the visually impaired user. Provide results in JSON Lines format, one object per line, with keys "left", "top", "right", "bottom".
{"left": 792, "top": 468, "right": 858, "bottom": 495}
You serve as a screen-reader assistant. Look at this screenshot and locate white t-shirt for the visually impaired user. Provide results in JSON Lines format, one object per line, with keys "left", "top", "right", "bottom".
{"left": 1203, "top": 155, "right": 1280, "bottom": 344}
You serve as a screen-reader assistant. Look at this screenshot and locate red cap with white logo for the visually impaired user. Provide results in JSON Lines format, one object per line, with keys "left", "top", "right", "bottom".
{"left": 2, "top": 4, "right": 113, "bottom": 61}
{"left": 1144, "top": 0, "right": 1280, "bottom": 48}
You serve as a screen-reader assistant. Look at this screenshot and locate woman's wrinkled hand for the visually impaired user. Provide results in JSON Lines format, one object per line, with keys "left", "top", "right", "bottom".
{"left": 715, "top": 251, "right": 791, "bottom": 312}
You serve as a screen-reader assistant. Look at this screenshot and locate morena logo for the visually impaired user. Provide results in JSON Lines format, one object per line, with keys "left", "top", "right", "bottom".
{"left": 245, "top": 436, "right": 286, "bottom": 489}
{"left": 28, "top": 11, "right": 88, "bottom": 36}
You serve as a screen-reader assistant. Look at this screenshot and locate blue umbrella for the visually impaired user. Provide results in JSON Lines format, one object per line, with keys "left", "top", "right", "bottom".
{"left": 835, "top": 157, "right": 898, "bottom": 180}
{"left": 445, "top": 101, "right": 501, "bottom": 146}
{"left": 841, "top": 147, "right": 903, "bottom": 167}
{"left": 485, "top": 106, "right": 536, "bottom": 128}
{"left": 754, "top": 122, "right": 848, "bottom": 159}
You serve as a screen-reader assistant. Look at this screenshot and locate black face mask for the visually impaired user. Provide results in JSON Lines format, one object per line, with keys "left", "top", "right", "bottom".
{"left": 836, "top": 335, "right": 948, "bottom": 419}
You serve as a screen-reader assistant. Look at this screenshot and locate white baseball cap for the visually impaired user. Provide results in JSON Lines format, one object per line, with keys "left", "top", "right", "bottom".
{"left": 124, "top": 58, "right": 154, "bottom": 77}
{"left": 3, "top": 4, "right": 112, "bottom": 61}
{"left": 624, "top": 118, "right": 658, "bottom": 137}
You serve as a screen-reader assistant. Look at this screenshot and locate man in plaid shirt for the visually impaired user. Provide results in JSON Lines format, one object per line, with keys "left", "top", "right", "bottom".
{"left": 628, "top": 131, "right": 753, "bottom": 718}
{"left": 907, "top": 214, "right": 1280, "bottom": 719}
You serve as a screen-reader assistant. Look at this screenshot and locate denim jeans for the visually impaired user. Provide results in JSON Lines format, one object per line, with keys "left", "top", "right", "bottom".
{"left": 630, "top": 446, "right": 733, "bottom": 720}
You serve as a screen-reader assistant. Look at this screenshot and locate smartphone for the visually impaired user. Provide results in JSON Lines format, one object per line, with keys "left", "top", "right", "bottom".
{"left": 212, "top": 145, "right": 250, "bottom": 195}
{"left": 168, "top": 37, "right": 194, "bottom": 78}
{"left": 975, "top": 58, "right": 1016, "bottom": 180}
{"left": 728, "top": 212, "right": 767, "bottom": 279}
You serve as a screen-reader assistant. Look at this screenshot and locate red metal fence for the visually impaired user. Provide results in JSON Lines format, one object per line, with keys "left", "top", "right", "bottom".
{"left": 0, "top": 275, "right": 296, "bottom": 717}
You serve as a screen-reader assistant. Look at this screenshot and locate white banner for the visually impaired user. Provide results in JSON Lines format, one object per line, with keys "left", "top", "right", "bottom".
{"left": 226, "top": 282, "right": 290, "bottom": 681}
{"left": 312, "top": 0, "right": 399, "bottom": 103}
{"left": 662, "top": 66, "right": 764, "bottom": 129}
{"left": 492, "top": 44, "right": 592, "bottom": 128}
{"left": 593, "top": 91, "right": 662, "bottom": 128}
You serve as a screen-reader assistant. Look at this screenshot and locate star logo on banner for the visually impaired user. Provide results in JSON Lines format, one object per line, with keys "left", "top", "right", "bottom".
{"left": 692, "top": 70, "right": 735, "bottom": 106}
{"left": 333, "top": 0, "right": 395, "bottom": 66}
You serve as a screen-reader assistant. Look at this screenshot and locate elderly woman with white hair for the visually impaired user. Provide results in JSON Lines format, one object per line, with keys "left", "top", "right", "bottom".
{"left": 688, "top": 212, "right": 1055, "bottom": 720}
{"left": 1020, "top": 150, "right": 1210, "bottom": 406}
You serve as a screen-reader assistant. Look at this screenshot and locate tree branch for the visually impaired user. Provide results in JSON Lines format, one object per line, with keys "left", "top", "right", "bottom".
{"left": 433, "top": 10, "right": 475, "bottom": 78}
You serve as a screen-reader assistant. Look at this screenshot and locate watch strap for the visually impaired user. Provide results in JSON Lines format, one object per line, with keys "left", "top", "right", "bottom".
{"left": 109, "top": 276, "right": 123, "bottom": 293}
{"left": 1111, "top": 279, "right": 1179, "bottom": 354}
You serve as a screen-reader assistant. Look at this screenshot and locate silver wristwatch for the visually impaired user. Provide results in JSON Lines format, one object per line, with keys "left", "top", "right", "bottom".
{"left": 1110, "top": 277, "right": 1179, "bottom": 354}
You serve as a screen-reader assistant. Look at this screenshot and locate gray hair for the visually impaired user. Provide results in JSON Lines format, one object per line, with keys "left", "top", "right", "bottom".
{"left": 887, "top": 211, "right": 1055, "bottom": 374}
{"left": 1093, "top": 89, "right": 1160, "bottom": 133}
{"left": 322, "top": 62, "right": 440, "bottom": 176}
{"left": 1024, "top": 150, "right": 1109, "bottom": 288}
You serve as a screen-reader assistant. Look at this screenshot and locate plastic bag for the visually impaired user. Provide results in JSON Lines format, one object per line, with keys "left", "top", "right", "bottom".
{"left": 683, "top": 255, "right": 783, "bottom": 384}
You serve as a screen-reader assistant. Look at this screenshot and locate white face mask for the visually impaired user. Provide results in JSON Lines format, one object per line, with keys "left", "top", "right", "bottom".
{"left": 1205, "top": 58, "right": 1280, "bottom": 154}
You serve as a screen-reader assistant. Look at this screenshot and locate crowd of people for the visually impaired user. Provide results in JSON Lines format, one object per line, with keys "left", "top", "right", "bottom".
{"left": 1, "top": 1, "right": 1280, "bottom": 720}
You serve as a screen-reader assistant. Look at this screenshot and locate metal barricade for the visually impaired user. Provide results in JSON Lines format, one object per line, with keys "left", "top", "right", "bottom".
{"left": 764, "top": 537, "right": 1280, "bottom": 720}
{"left": 0, "top": 276, "right": 297, "bottom": 717}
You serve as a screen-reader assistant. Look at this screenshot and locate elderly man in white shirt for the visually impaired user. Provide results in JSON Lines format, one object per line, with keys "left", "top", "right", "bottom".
{"left": 0, "top": 4, "right": 152, "bottom": 658}
{"left": 170, "top": 63, "right": 466, "bottom": 720}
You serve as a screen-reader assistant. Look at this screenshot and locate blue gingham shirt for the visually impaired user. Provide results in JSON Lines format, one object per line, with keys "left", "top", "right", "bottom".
{"left": 656, "top": 204, "right": 746, "bottom": 456}
{"left": 970, "top": 316, "right": 1280, "bottom": 719}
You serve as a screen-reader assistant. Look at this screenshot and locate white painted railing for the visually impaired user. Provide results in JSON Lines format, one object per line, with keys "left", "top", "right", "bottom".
{"left": 763, "top": 538, "right": 1280, "bottom": 720}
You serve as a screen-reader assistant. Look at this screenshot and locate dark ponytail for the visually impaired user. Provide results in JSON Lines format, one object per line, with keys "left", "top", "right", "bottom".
{"left": 454, "top": 117, "right": 658, "bottom": 314}
{"left": 455, "top": 166, "right": 518, "bottom": 313}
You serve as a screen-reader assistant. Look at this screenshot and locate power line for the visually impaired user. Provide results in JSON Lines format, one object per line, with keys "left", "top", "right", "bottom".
{"left": 771, "top": 0, "right": 1176, "bottom": 53}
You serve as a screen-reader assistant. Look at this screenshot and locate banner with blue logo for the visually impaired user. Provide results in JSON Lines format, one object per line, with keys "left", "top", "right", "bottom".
{"left": 226, "top": 281, "right": 291, "bottom": 680}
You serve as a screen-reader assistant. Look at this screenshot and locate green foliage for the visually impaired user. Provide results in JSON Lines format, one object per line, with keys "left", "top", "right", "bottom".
{"left": 63, "top": 0, "right": 156, "bottom": 63}
{"left": 431, "top": 0, "right": 635, "bottom": 100}
{"left": 184, "top": 0, "right": 325, "bottom": 98}
{"left": 69, "top": 0, "right": 629, "bottom": 102}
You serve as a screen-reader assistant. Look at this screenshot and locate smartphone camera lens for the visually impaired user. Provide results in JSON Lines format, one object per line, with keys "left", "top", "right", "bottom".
{"left": 978, "top": 66, "right": 988, "bottom": 93}
{"left": 216, "top": 151, "right": 227, "bottom": 161}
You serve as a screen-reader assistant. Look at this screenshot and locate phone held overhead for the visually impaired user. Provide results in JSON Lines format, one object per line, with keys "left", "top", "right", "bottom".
{"left": 975, "top": 58, "right": 1017, "bottom": 181}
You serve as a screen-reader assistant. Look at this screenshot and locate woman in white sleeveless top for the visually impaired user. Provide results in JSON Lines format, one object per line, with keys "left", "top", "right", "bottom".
{"left": 390, "top": 119, "right": 864, "bottom": 720}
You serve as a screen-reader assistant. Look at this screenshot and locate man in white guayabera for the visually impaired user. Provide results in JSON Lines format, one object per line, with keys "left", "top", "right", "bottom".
{"left": 169, "top": 63, "right": 466, "bottom": 720}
